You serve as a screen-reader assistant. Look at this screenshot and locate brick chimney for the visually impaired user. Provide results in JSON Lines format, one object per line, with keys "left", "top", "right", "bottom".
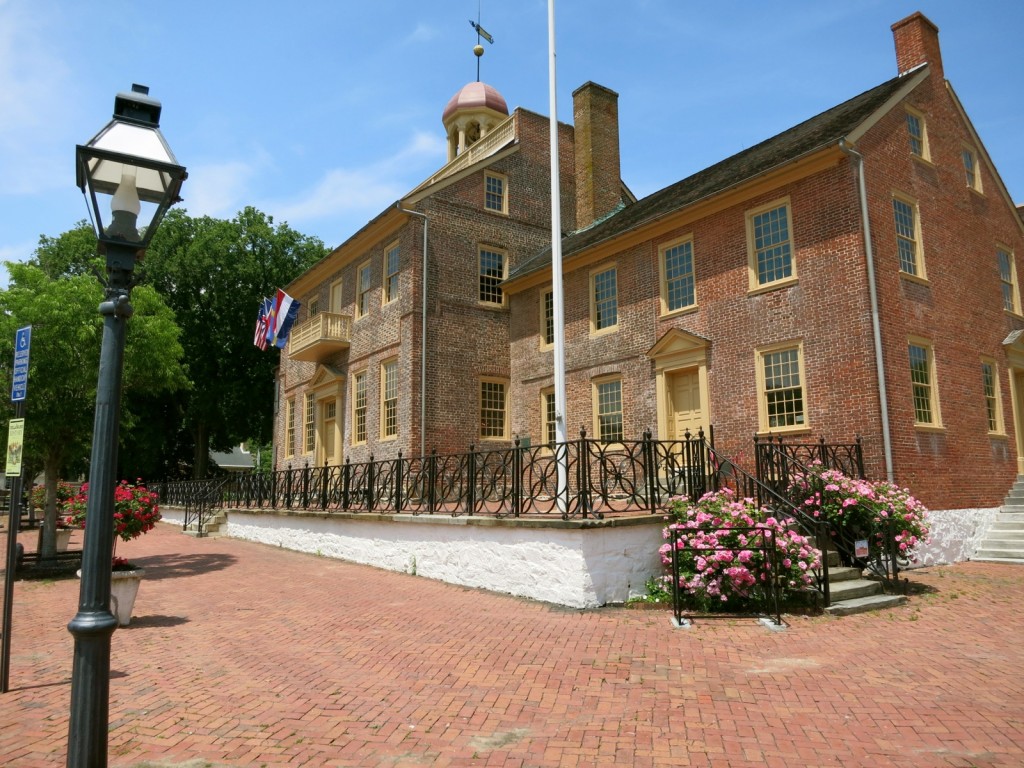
{"left": 573, "top": 82, "right": 622, "bottom": 229}
{"left": 891, "top": 11, "right": 943, "bottom": 80}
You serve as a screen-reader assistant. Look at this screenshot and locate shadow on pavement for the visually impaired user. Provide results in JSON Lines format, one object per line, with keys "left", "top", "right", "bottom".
{"left": 124, "top": 614, "right": 190, "bottom": 628}
{"left": 130, "top": 552, "right": 237, "bottom": 580}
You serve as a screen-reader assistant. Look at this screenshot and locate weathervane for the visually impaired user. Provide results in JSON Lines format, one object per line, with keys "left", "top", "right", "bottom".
{"left": 468, "top": 4, "right": 494, "bottom": 82}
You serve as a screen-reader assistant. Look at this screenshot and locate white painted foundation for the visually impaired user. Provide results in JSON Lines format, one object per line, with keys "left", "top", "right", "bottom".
{"left": 157, "top": 503, "right": 1001, "bottom": 604}
{"left": 224, "top": 510, "right": 665, "bottom": 609}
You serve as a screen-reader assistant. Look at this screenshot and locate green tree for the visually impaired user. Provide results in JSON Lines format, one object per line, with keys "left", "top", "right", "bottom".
{"left": 142, "top": 207, "right": 326, "bottom": 477}
{"left": 0, "top": 252, "right": 187, "bottom": 559}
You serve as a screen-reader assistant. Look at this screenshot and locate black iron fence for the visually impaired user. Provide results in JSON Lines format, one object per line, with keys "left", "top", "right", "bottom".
{"left": 160, "top": 429, "right": 719, "bottom": 522}
{"left": 753, "top": 436, "right": 906, "bottom": 596}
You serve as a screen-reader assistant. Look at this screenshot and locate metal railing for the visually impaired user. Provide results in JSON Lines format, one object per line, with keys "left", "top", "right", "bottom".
{"left": 179, "top": 476, "right": 232, "bottom": 537}
{"left": 753, "top": 437, "right": 906, "bottom": 596}
{"left": 670, "top": 526, "right": 782, "bottom": 627}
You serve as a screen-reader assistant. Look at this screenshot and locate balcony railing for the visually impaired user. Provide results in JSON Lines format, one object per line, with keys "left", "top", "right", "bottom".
{"left": 287, "top": 312, "right": 352, "bottom": 362}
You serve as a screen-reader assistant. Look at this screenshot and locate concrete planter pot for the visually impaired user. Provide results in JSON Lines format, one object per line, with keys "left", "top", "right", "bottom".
{"left": 77, "top": 568, "right": 146, "bottom": 626}
{"left": 109, "top": 569, "right": 145, "bottom": 626}
{"left": 55, "top": 528, "right": 73, "bottom": 553}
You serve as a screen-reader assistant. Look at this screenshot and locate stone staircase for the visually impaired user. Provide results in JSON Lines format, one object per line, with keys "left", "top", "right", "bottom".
{"left": 823, "top": 550, "right": 906, "bottom": 616}
{"left": 973, "top": 476, "right": 1024, "bottom": 563}
{"left": 183, "top": 509, "right": 227, "bottom": 538}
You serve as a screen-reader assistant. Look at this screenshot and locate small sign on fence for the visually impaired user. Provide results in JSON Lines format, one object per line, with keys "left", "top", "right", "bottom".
{"left": 854, "top": 539, "right": 870, "bottom": 559}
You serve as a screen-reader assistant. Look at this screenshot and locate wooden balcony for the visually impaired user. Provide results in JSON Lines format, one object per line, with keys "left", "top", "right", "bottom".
{"left": 286, "top": 312, "right": 352, "bottom": 362}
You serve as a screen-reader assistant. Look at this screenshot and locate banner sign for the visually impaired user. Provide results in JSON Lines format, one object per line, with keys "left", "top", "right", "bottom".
{"left": 5, "top": 418, "right": 24, "bottom": 477}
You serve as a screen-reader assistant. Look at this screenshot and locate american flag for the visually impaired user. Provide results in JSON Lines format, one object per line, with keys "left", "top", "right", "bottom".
{"left": 253, "top": 297, "right": 271, "bottom": 351}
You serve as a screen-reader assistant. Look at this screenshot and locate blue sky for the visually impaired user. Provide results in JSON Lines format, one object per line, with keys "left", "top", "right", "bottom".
{"left": 1, "top": 0, "right": 1022, "bottom": 283}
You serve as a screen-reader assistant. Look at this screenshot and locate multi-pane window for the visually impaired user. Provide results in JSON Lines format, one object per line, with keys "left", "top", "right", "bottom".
{"left": 998, "top": 247, "right": 1020, "bottom": 314}
{"left": 381, "top": 360, "right": 398, "bottom": 438}
{"left": 353, "top": 371, "right": 367, "bottom": 444}
{"left": 906, "top": 111, "right": 926, "bottom": 158}
{"left": 357, "top": 261, "right": 372, "bottom": 318}
{"left": 963, "top": 149, "right": 981, "bottom": 192}
{"left": 479, "top": 248, "right": 506, "bottom": 305}
{"left": 307, "top": 297, "right": 320, "bottom": 317}
{"left": 479, "top": 379, "right": 508, "bottom": 439}
{"left": 750, "top": 203, "right": 794, "bottom": 287}
{"left": 893, "top": 197, "right": 923, "bottom": 277}
{"left": 485, "top": 173, "right": 507, "bottom": 214}
{"left": 909, "top": 342, "right": 939, "bottom": 426}
{"left": 304, "top": 392, "right": 316, "bottom": 454}
{"left": 285, "top": 398, "right": 296, "bottom": 458}
{"left": 592, "top": 266, "right": 618, "bottom": 332}
{"left": 761, "top": 347, "right": 805, "bottom": 429}
{"left": 384, "top": 243, "right": 400, "bottom": 303}
{"left": 662, "top": 239, "right": 695, "bottom": 312}
{"left": 543, "top": 390, "right": 557, "bottom": 446}
{"left": 542, "top": 290, "right": 555, "bottom": 347}
{"left": 595, "top": 379, "right": 623, "bottom": 442}
{"left": 982, "top": 360, "right": 1003, "bottom": 433}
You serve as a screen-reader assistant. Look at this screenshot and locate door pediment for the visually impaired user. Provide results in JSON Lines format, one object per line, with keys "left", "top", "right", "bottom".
{"left": 647, "top": 328, "right": 709, "bottom": 371}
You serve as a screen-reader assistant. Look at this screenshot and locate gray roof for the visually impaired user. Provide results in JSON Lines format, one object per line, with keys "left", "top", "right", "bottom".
{"left": 509, "top": 71, "right": 915, "bottom": 282}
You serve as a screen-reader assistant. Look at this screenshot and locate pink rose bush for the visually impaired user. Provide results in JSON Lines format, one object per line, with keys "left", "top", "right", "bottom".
{"left": 660, "top": 488, "right": 821, "bottom": 609}
{"left": 787, "top": 465, "right": 930, "bottom": 562}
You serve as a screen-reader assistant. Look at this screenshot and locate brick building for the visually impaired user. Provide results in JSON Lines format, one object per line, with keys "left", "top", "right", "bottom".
{"left": 274, "top": 12, "right": 1023, "bottom": 524}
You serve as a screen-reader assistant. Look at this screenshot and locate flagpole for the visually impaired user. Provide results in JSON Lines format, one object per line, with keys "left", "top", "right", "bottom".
{"left": 548, "top": 0, "right": 569, "bottom": 515}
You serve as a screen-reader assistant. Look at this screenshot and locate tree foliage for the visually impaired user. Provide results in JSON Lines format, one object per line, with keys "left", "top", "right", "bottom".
{"left": 0, "top": 228, "right": 187, "bottom": 557}
{"left": 140, "top": 207, "right": 326, "bottom": 477}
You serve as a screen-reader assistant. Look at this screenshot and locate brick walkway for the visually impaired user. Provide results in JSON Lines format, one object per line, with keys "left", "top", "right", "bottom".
{"left": 1, "top": 522, "right": 1022, "bottom": 767}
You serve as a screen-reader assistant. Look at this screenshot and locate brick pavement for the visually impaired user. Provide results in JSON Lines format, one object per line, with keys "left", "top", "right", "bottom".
{"left": 1, "top": 522, "right": 1022, "bottom": 767}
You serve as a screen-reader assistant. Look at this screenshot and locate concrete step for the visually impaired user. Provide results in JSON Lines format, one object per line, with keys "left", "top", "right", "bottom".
{"left": 994, "top": 511, "right": 1024, "bottom": 522}
{"left": 977, "top": 539, "right": 1024, "bottom": 551}
{"left": 974, "top": 548, "right": 1024, "bottom": 560}
{"left": 826, "top": 566, "right": 862, "bottom": 583}
{"left": 827, "top": 578, "right": 882, "bottom": 601}
{"left": 982, "top": 528, "right": 1024, "bottom": 539}
{"left": 826, "top": 594, "right": 907, "bottom": 616}
{"left": 972, "top": 556, "right": 1024, "bottom": 565}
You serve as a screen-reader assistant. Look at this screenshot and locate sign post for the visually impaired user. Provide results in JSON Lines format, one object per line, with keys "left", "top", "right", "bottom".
{"left": 1, "top": 325, "right": 30, "bottom": 693}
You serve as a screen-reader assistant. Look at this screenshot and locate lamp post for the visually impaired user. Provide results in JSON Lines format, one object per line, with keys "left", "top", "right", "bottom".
{"left": 66, "top": 84, "right": 186, "bottom": 768}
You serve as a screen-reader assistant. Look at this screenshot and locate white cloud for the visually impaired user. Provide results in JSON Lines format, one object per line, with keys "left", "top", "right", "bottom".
{"left": 0, "top": 0, "right": 75, "bottom": 196}
{"left": 406, "top": 22, "right": 438, "bottom": 43}
{"left": 180, "top": 160, "right": 262, "bottom": 219}
{"left": 271, "top": 131, "right": 447, "bottom": 225}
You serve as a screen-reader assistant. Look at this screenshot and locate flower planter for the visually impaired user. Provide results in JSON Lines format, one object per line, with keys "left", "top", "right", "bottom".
{"left": 109, "top": 569, "right": 145, "bottom": 626}
{"left": 55, "top": 528, "right": 73, "bottom": 553}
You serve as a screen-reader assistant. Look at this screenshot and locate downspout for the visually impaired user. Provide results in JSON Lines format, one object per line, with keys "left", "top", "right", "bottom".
{"left": 397, "top": 203, "right": 429, "bottom": 458}
{"left": 839, "top": 139, "right": 894, "bottom": 482}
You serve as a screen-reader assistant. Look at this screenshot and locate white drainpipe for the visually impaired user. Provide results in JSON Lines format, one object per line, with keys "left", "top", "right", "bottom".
{"left": 397, "top": 204, "right": 429, "bottom": 458}
{"left": 839, "top": 139, "right": 894, "bottom": 482}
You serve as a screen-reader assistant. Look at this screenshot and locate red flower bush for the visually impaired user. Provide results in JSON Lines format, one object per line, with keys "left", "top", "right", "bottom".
{"left": 64, "top": 479, "right": 161, "bottom": 542}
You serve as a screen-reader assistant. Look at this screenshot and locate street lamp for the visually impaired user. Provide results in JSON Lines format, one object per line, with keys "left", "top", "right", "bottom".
{"left": 66, "top": 84, "right": 186, "bottom": 768}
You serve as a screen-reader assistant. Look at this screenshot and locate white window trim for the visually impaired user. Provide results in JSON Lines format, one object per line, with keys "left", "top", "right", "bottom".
{"left": 962, "top": 145, "right": 983, "bottom": 194}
